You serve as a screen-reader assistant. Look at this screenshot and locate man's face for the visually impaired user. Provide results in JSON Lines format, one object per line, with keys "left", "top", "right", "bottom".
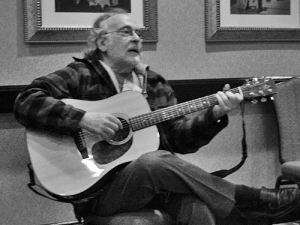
{"left": 98, "top": 14, "right": 142, "bottom": 70}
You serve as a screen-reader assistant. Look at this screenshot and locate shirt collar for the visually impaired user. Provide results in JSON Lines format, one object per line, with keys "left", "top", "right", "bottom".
{"left": 99, "top": 61, "right": 146, "bottom": 94}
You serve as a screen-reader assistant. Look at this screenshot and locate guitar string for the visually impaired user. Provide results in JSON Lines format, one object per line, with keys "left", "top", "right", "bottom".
{"left": 137, "top": 81, "right": 269, "bottom": 123}
{"left": 80, "top": 120, "right": 130, "bottom": 141}
{"left": 130, "top": 86, "right": 243, "bottom": 130}
{"left": 130, "top": 81, "right": 272, "bottom": 130}
{"left": 79, "top": 82, "right": 270, "bottom": 140}
{"left": 83, "top": 85, "right": 248, "bottom": 133}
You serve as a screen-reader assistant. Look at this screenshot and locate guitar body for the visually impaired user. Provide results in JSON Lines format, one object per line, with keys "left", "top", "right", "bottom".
{"left": 26, "top": 91, "right": 159, "bottom": 199}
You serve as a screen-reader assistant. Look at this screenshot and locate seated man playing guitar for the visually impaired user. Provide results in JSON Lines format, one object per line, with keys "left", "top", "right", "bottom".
{"left": 14, "top": 8, "right": 300, "bottom": 225}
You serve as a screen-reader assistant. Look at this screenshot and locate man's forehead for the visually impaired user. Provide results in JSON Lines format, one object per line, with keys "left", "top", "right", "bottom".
{"left": 103, "top": 14, "right": 138, "bottom": 30}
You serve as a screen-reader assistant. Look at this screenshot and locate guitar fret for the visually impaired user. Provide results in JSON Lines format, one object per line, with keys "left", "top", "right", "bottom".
{"left": 164, "top": 110, "right": 179, "bottom": 119}
{"left": 182, "top": 105, "right": 192, "bottom": 114}
{"left": 131, "top": 117, "right": 143, "bottom": 130}
{"left": 195, "top": 99, "right": 203, "bottom": 109}
{"left": 201, "top": 96, "right": 211, "bottom": 108}
{"left": 178, "top": 107, "right": 184, "bottom": 115}
{"left": 130, "top": 114, "right": 156, "bottom": 131}
{"left": 189, "top": 101, "right": 197, "bottom": 112}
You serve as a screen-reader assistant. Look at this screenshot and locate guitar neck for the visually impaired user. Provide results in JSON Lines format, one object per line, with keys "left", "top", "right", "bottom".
{"left": 130, "top": 86, "right": 242, "bottom": 131}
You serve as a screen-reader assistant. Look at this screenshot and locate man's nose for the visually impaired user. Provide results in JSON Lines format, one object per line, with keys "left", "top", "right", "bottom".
{"left": 132, "top": 32, "right": 142, "bottom": 42}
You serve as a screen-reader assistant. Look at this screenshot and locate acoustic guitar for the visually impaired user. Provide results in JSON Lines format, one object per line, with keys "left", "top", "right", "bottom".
{"left": 26, "top": 77, "right": 277, "bottom": 201}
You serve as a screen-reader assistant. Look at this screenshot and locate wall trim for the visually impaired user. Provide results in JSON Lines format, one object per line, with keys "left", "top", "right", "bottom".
{"left": 0, "top": 85, "right": 27, "bottom": 113}
{"left": 0, "top": 77, "right": 290, "bottom": 113}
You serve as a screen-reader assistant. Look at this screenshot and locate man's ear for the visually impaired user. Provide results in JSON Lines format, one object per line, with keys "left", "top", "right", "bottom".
{"left": 97, "top": 36, "right": 107, "bottom": 52}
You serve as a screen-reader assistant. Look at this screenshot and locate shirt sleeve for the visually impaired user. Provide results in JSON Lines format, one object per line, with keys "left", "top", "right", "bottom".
{"left": 165, "top": 109, "right": 228, "bottom": 154}
{"left": 13, "top": 66, "right": 86, "bottom": 134}
{"left": 153, "top": 78, "right": 228, "bottom": 154}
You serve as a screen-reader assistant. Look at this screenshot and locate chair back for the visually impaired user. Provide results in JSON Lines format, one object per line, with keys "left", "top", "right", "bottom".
{"left": 273, "top": 77, "right": 300, "bottom": 163}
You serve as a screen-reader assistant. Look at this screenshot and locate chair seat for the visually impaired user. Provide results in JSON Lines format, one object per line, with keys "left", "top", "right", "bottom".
{"left": 83, "top": 209, "right": 174, "bottom": 225}
{"left": 281, "top": 161, "right": 300, "bottom": 179}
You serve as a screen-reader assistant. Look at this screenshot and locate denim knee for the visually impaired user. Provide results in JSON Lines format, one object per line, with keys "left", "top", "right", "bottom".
{"left": 132, "top": 150, "right": 173, "bottom": 171}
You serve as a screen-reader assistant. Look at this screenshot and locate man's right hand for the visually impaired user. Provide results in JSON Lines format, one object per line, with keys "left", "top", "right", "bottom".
{"left": 79, "top": 112, "right": 123, "bottom": 139}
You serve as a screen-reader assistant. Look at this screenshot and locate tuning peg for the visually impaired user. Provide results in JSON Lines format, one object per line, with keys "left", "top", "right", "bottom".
{"left": 259, "top": 90, "right": 266, "bottom": 96}
{"left": 270, "top": 96, "right": 274, "bottom": 101}
{"left": 261, "top": 97, "right": 267, "bottom": 102}
{"left": 251, "top": 99, "right": 258, "bottom": 104}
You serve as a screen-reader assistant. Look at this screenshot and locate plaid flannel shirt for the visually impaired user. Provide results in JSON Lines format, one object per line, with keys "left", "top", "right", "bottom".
{"left": 14, "top": 57, "right": 228, "bottom": 154}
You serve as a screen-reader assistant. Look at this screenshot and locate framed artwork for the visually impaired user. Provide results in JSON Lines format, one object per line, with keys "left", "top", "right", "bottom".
{"left": 24, "top": 0, "right": 158, "bottom": 43}
{"left": 205, "top": 0, "right": 300, "bottom": 42}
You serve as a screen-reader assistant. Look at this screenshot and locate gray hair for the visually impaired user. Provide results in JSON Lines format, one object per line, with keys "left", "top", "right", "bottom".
{"left": 84, "top": 8, "right": 128, "bottom": 60}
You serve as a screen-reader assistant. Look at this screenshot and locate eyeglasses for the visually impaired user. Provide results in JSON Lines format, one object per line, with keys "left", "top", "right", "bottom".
{"left": 104, "top": 27, "right": 142, "bottom": 38}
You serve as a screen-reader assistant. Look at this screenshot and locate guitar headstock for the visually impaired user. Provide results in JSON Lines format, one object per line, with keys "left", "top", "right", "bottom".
{"left": 241, "top": 77, "right": 278, "bottom": 102}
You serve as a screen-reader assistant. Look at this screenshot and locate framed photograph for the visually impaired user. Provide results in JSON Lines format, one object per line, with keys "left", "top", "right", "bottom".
{"left": 24, "top": 0, "right": 158, "bottom": 43}
{"left": 205, "top": 0, "right": 300, "bottom": 42}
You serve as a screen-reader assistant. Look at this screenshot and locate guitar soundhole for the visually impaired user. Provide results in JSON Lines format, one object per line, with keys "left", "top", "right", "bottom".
{"left": 92, "top": 117, "right": 133, "bottom": 165}
{"left": 109, "top": 117, "right": 130, "bottom": 142}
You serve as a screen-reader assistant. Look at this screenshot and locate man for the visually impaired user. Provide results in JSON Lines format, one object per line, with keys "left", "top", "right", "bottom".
{"left": 14, "top": 8, "right": 300, "bottom": 225}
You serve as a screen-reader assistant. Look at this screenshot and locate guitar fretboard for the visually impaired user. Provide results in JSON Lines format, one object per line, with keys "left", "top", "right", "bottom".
{"left": 129, "top": 86, "right": 243, "bottom": 131}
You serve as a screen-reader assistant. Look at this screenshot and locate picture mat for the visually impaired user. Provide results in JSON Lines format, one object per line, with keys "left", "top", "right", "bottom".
{"left": 41, "top": 0, "right": 144, "bottom": 28}
{"left": 220, "top": 0, "right": 300, "bottom": 28}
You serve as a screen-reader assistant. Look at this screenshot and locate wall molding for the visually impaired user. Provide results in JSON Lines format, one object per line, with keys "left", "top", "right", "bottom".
{"left": 0, "top": 77, "right": 289, "bottom": 113}
{"left": 0, "top": 85, "right": 27, "bottom": 113}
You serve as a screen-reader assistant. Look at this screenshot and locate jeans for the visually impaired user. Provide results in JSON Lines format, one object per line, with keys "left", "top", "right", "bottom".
{"left": 90, "top": 150, "right": 237, "bottom": 224}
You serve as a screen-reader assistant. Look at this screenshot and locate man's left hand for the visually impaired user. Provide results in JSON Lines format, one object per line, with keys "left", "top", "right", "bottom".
{"left": 212, "top": 84, "right": 244, "bottom": 119}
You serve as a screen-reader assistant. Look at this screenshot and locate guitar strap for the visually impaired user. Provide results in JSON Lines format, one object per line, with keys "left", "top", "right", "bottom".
{"left": 133, "top": 63, "right": 149, "bottom": 98}
{"left": 211, "top": 102, "right": 248, "bottom": 178}
{"left": 27, "top": 162, "right": 105, "bottom": 205}
{"left": 26, "top": 163, "right": 73, "bottom": 203}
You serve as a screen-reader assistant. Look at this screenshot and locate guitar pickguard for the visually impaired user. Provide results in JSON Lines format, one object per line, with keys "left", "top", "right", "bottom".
{"left": 91, "top": 115, "right": 135, "bottom": 164}
{"left": 92, "top": 138, "right": 133, "bottom": 164}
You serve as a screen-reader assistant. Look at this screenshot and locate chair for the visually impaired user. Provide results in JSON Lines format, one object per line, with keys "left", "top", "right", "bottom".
{"left": 83, "top": 206, "right": 269, "bottom": 225}
{"left": 81, "top": 193, "right": 225, "bottom": 225}
{"left": 271, "top": 77, "right": 300, "bottom": 224}
{"left": 83, "top": 209, "right": 174, "bottom": 225}
{"left": 273, "top": 77, "right": 300, "bottom": 189}
{"left": 82, "top": 196, "right": 219, "bottom": 225}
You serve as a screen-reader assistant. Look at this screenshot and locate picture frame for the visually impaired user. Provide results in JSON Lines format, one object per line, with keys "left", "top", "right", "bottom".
{"left": 24, "top": 0, "right": 158, "bottom": 43}
{"left": 205, "top": 0, "right": 300, "bottom": 42}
